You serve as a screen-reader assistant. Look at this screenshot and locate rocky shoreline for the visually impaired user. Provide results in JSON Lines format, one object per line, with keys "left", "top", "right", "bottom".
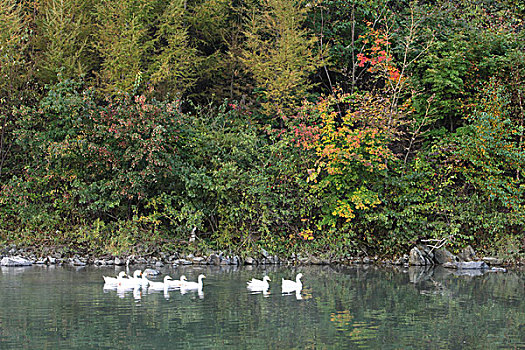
{"left": 0, "top": 243, "right": 520, "bottom": 271}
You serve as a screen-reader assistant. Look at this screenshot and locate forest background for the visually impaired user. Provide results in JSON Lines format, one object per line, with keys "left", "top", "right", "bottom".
{"left": 0, "top": 0, "right": 524, "bottom": 260}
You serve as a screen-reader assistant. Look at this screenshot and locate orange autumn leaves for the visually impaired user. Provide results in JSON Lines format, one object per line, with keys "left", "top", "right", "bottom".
{"left": 292, "top": 91, "right": 396, "bottom": 225}
{"left": 357, "top": 27, "right": 403, "bottom": 83}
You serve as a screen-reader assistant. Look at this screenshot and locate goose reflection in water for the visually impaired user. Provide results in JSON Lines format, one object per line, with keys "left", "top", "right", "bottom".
{"left": 180, "top": 287, "right": 205, "bottom": 299}
{"left": 248, "top": 289, "right": 271, "bottom": 297}
{"left": 115, "top": 285, "right": 141, "bottom": 300}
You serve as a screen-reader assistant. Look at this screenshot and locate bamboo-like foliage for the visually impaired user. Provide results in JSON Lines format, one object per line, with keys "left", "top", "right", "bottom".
{"left": 0, "top": 0, "right": 30, "bottom": 177}
{"left": 94, "top": 0, "right": 154, "bottom": 94}
{"left": 35, "top": 0, "right": 93, "bottom": 82}
{"left": 149, "top": 0, "right": 197, "bottom": 97}
{"left": 241, "top": 0, "right": 322, "bottom": 118}
{"left": 0, "top": 0, "right": 28, "bottom": 92}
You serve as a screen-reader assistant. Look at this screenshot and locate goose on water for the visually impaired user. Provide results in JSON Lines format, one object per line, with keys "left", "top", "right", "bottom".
{"left": 118, "top": 276, "right": 143, "bottom": 289}
{"left": 147, "top": 276, "right": 174, "bottom": 290}
{"left": 103, "top": 271, "right": 127, "bottom": 286}
{"left": 128, "top": 270, "right": 142, "bottom": 282}
{"left": 282, "top": 273, "right": 303, "bottom": 294}
{"left": 181, "top": 274, "right": 206, "bottom": 290}
{"left": 247, "top": 276, "right": 271, "bottom": 292}
{"left": 166, "top": 275, "right": 187, "bottom": 288}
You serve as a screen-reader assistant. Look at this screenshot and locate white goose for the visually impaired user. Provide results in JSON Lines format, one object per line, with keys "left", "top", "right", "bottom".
{"left": 118, "top": 277, "right": 141, "bottom": 289}
{"left": 282, "top": 273, "right": 303, "bottom": 294}
{"left": 103, "top": 271, "right": 127, "bottom": 286}
{"left": 247, "top": 276, "right": 271, "bottom": 292}
{"left": 166, "top": 275, "right": 187, "bottom": 289}
{"left": 128, "top": 270, "right": 142, "bottom": 282}
{"left": 147, "top": 276, "right": 173, "bottom": 290}
{"left": 181, "top": 274, "right": 206, "bottom": 290}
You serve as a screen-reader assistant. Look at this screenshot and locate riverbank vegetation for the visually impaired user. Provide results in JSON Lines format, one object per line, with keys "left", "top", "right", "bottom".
{"left": 0, "top": 0, "right": 524, "bottom": 260}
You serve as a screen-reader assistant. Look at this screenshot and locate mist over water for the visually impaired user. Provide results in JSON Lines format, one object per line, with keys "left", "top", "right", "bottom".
{"left": 0, "top": 265, "right": 523, "bottom": 349}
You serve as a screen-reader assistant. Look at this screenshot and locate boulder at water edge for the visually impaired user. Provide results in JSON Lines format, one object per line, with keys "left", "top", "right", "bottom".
{"left": 1, "top": 256, "right": 34, "bottom": 266}
{"left": 434, "top": 248, "right": 458, "bottom": 265}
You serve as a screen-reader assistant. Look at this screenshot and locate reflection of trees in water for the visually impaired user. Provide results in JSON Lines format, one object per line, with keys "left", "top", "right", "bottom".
{"left": 0, "top": 265, "right": 523, "bottom": 349}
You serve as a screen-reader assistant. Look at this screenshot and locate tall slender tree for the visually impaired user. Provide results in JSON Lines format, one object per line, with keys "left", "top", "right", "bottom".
{"left": 149, "top": 0, "right": 197, "bottom": 97}
{"left": 35, "top": 0, "right": 94, "bottom": 83}
{"left": 241, "top": 0, "right": 322, "bottom": 119}
{"left": 0, "top": 0, "right": 31, "bottom": 178}
{"left": 94, "top": 0, "right": 155, "bottom": 94}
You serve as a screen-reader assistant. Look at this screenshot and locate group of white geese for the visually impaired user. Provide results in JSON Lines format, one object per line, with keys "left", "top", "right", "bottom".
{"left": 103, "top": 270, "right": 303, "bottom": 295}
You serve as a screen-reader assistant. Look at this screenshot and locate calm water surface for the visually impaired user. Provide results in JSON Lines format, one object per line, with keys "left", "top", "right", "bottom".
{"left": 0, "top": 264, "right": 523, "bottom": 349}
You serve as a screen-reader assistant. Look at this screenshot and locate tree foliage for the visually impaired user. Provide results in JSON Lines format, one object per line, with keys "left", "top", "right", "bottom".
{"left": 0, "top": 0, "right": 524, "bottom": 258}
{"left": 241, "top": 0, "right": 323, "bottom": 118}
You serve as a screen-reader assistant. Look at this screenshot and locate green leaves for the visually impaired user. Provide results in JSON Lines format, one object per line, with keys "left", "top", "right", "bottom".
{"left": 241, "top": 0, "right": 322, "bottom": 118}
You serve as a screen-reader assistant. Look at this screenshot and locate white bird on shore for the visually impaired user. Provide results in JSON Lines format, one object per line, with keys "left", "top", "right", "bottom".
{"left": 282, "top": 273, "right": 303, "bottom": 294}
{"left": 247, "top": 276, "right": 271, "bottom": 292}
{"left": 103, "top": 271, "right": 127, "bottom": 286}
{"left": 181, "top": 274, "right": 206, "bottom": 290}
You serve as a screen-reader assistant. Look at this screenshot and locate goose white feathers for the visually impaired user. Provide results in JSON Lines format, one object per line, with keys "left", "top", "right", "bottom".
{"left": 282, "top": 273, "right": 303, "bottom": 293}
{"left": 166, "top": 275, "right": 187, "bottom": 288}
{"left": 147, "top": 276, "right": 173, "bottom": 290}
{"left": 181, "top": 274, "right": 206, "bottom": 290}
{"left": 118, "top": 275, "right": 143, "bottom": 289}
{"left": 247, "top": 276, "right": 271, "bottom": 292}
{"left": 127, "top": 270, "right": 143, "bottom": 284}
{"left": 103, "top": 271, "right": 127, "bottom": 286}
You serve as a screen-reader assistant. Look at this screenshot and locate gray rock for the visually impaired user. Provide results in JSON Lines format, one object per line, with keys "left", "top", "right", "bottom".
{"left": 232, "top": 256, "right": 240, "bottom": 266}
{"left": 155, "top": 261, "right": 164, "bottom": 268}
{"left": 299, "top": 257, "right": 309, "bottom": 264}
{"left": 174, "top": 259, "right": 192, "bottom": 265}
{"left": 244, "top": 257, "right": 255, "bottom": 265}
{"left": 114, "top": 257, "right": 125, "bottom": 266}
{"left": 434, "top": 248, "right": 458, "bottom": 265}
{"left": 70, "top": 258, "right": 86, "bottom": 266}
{"left": 48, "top": 256, "right": 57, "bottom": 264}
{"left": 261, "top": 249, "right": 269, "bottom": 258}
{"left": 220, "top": 257, "right": 231, "bottom": 265}
{"left": 458, "top": 245, "right": 477, "bottom": 262}
{"left": 1, "top": 256, "right": 33, "bottom": 266}
{"left": 143, "top": 268, "right": 160, "bottom": 276}
{"left": 135, "top": 257, "right": 147, "bottom": 264}
{"left": 409, "top": 247, "right": 427, "bottom": 266}
{"left": 35, "top": 258, "right": 47, "bottom": 264}
{"left": 208, "top": 254, "right": 221, "bottom": 265}
{"left": 192, "top": 257, "right": 205, "bottom": 264}
{"left": 417, "top": 244, "right": 435, "bottom": 261}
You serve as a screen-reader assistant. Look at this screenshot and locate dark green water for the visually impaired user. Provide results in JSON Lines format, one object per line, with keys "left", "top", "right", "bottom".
{"left": 0, "top": 264, "right": 523, "bottom": 349}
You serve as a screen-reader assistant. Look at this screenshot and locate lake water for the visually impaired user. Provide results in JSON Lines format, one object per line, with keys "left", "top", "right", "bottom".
{"left": 0, "top": 264, "right": 523, "bottom": 349}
